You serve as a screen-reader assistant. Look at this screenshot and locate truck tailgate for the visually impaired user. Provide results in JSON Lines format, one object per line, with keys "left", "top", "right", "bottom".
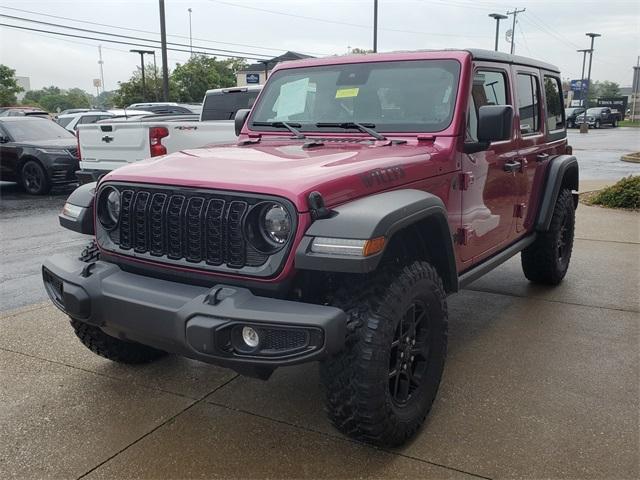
{"left": 78, "top": 123, "right": 150, "bottom": 170}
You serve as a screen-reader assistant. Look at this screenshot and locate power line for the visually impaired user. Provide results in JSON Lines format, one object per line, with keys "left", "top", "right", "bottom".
{"left": 0, "top": 4, "right": 326, "bottom": 56}
{"left": 207, "top": 0, "right": 486, "bottom": 38}
{"left": 0, "top": 23, "right": 268, "bottom": 60}
{"left": 0, "top": 14, "right": 272, "bottom": 60}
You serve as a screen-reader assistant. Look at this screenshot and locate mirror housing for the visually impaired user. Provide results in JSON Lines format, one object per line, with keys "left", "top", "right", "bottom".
{"left": 234, "top": 109, "right": 250, "bottom": 136}
{"left": 463, "top": 105, "right": 513, "bottom": 154}
{"left": 478, "top": 105, "right": 513, "bottom": 143}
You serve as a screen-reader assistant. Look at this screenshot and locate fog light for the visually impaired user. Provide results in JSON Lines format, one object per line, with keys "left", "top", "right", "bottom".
{"left": 242, "top": 326, "right": 260, "bottom": 348}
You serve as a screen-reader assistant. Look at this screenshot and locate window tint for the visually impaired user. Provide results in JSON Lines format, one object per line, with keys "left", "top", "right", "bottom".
{"left": 56, "top": 117, "right": 73, "bottom": 128}
{"left": 544, "top": 75, "right": 564, "bottom": 131}
{"left": 467, "top": 69, "right": 509, "bottom": 141}
{"left": 2, "top": 118, "right": 74, "bottom": 141}
{"left": 201, "top": 90, "right": 260, "bottom": 120}
{"left": 517, "top": 74, "right": 541, "bottom": 134}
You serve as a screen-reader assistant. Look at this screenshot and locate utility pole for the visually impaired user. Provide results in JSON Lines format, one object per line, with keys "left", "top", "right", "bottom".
{"left": 373, "top": 0, "right": 378, "bottom": 53}
{"left": 632, "top": 56, "right": 640, "bottom": 121}
{"left": 159, "top": 0, "right": 170, "bottom": 101}
{"left": 506, "top": 7, "right": 526, "bottom": 54}
{"left": 97, "top": 45, "right": 105, "bottom": 95}
{"left": 188, "top": 8, "right": 193, "bottom": 57}
{"left": 489, "top": 13, "right": 508, "bottom": 52}
{"left": 577, "top": 49, "right": 591, "bottom": 107}
{"left": 580, "top": 32, "right": 601, "bottom": 133}
{"left": 130, "top": 49, "right": 154, "bottom": 102}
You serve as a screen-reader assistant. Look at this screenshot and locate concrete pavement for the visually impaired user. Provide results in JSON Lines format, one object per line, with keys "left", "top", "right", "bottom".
{"left": 1, "top": 203, "right": 638, "bottom": 479}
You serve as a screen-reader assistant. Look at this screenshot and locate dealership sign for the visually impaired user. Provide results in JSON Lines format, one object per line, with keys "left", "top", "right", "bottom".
{"left": 570, "top": 79, "right": 589, "bottom": 92}
{"left": 246, "top": 73, "right": 260, "bottom": 84}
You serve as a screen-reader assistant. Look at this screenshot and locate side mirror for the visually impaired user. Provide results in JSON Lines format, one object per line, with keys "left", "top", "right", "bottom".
{"left": 464, "top": 105, "right": 513, "bottom": 154}
{"left": 478, "top": 105, "right": 513, "bottom": 143}
{"left": 234, "top": 109, "right": 250, "bottom": 137}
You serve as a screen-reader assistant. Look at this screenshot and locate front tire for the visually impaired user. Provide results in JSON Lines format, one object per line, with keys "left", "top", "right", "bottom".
{"left": 69, "top": 240, "right": 167, "bottom": 364}
{"left": 594, "top": 120, "right": 601, "bottom": 129}
{"left": 521, "top": 189, "right": 575, "bottom": 285}
{"left": 20, "top": 160, "right": 50, "bottom": 195}
{"left": 321, "top": 261, "right": 448, "bottom": 447}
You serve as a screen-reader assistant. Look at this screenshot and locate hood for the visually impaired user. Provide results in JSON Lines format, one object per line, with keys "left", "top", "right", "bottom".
{"left": 105, "top": 137, "right": 457, "bottom": 212}
{"left": 17, "top": 138, "right": 76, "bottom": 149}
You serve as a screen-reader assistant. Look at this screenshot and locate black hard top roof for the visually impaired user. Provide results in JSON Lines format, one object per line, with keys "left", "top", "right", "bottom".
{"left": 466, "top": 48, "right": 560, "bottom": 73}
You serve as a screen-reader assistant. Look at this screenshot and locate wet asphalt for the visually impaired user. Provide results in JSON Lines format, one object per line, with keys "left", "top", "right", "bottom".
{"left": 1, "top": 127, "right": 638, "bottom": 313}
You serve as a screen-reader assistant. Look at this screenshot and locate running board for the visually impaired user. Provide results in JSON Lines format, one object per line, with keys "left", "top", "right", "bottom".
{"left": 458, "top": 234, "right": 536, "bottom": 289}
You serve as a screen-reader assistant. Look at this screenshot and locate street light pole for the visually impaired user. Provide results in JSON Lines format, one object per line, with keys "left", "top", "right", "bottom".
{"left": 373, "top": 0, "right": 378, "bottom": 53}
{"left": 576, "top": 49, "right": 591, "bottom": 107}
{"left": 489, "top": 13, "right": 508, "bottom": 52}
{"left": 130, "top": 49, "right": 154, "bottom": 102}
{"left": 188, "top": 8, "right": 193, "bottom": 57}
{"left": 580, "top": 32, "right": 601, "bottom": 133}
{"left": 159, "top": 0, "right": 170, "bottom": 101}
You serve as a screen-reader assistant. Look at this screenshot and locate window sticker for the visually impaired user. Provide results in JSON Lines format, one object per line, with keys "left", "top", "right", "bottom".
{"left": 335, "top": 87, "right": 359, "bottom": 99}
{"left": 275, "top": 77, "right": 309, "bottom": 118}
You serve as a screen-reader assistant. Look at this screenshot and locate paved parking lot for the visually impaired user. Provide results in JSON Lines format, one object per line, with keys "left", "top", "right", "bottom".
{"left": 0, "top": 126, "right": 639, "bottom": 478}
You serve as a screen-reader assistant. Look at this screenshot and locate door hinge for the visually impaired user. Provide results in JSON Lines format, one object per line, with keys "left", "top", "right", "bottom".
{"left": 513, "top": 203, "right": 526, "bottom": 218}
{"left": 456, "top": 226, "right": 474, "bottom": 245}
{"left": 459, "top": 172, "right": 474, "bottom": 190}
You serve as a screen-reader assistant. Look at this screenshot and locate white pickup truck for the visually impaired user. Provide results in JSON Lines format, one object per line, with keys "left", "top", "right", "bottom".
{"left": 75, "top": 86, "right": 262, "bottom": 184}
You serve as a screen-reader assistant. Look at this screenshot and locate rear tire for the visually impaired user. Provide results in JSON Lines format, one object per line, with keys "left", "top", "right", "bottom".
{"left": 69, "top": 240, "right": 167, "bottom": 364}
{"left": 521, "top": 189, "right": 575, "bottom": 285}
{"left": 611, "top": 119, "right": 617, "bottom": 128}
{"left": 321, "top": 261, "right": 448, "bottom": 447}
{"left": 20, "top": 160, "right": 50, "bottom": 195}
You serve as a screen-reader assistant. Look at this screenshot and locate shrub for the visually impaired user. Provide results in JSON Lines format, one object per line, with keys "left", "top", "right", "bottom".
{"left": 590, "top": 175, "right": 640, "bottom": 209}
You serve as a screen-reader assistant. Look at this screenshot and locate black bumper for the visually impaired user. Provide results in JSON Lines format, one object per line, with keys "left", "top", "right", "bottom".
{"left": 42, "top": 256, "right": 346, "bottom": 376}
{"left": 76, "top": 169, "right": 104, "bottom": 185}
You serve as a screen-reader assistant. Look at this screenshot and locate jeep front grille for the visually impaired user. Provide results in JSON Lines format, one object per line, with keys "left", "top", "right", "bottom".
{"left": 103, "top": 185, "right": 284, "bottom": 272}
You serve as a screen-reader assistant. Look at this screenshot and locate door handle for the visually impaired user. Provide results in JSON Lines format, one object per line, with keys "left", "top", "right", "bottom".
{"left": 503, "top": 160, "right": 521, "bottom": 173}
{"left": 536, "top": 153, "right": 550, "bottom": 162}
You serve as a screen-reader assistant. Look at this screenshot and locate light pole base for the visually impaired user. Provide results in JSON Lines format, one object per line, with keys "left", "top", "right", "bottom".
{"left": 579, "top": 123, "right": 589, "bottom": 133}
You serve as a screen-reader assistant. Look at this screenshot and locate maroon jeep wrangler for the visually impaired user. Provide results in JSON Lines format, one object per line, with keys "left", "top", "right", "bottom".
{"left": 44, "top": 49, "right": 577, "bottom": 447}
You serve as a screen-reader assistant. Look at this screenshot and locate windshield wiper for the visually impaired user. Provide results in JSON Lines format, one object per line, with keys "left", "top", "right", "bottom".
{"left": 315, "top": 122, "right": 386, "bottom": 141}
{"left": 252, "top": 121, "right": 305, "bottom": 139}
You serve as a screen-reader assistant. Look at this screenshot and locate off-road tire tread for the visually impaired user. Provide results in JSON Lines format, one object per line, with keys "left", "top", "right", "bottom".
{"left": 521, "top": 188, "right": 575, "bottom": 285}
{"left": 320, "top": 260, "right": 448, "bottom": 447}
{"left": 70, "top": 319, "right": 166, "bottom": 364}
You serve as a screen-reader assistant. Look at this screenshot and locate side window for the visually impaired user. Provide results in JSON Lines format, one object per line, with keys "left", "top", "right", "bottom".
{"left": 544, "top": 75, "right": 564, "bottom": 131}
{"left": 516, "top": 73, "right": 541, "bottom": 135}
{"left": 467, "top": 69, "right": 509, "bottom": 141}
{"left": 79, "top": 115, "right": 99, "bottom": 125}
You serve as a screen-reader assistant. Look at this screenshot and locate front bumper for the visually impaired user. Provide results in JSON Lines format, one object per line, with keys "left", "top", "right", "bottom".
{"left": 76, "top": 169, "right": 105, "bottom": 185}
{"left": 42, "top": 255, "right": 346, "bottom": 377}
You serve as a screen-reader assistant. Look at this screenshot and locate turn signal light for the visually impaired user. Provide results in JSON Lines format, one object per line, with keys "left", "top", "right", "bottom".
{"left": 363, "top": 236, "right": 386, "bottom": 256}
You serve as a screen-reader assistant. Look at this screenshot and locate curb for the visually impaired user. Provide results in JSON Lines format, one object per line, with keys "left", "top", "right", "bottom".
{"left": 620, "top": 153, "right": 640, "bottom": 163}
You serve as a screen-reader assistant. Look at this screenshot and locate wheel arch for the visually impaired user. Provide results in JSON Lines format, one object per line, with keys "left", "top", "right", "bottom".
{"left": 295, "top": 189, "right": 459, "bottom": 293}
{"left": 535, "top": 155, "right": 579, "bottom": 231}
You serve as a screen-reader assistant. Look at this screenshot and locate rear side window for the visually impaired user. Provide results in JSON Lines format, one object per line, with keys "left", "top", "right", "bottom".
{"left": 79, "top": 115, "right": 100, "bottom": 125}
{"left": 544, "top": 75, "right": 564, "bottom": 131}
{"left": 201, "top": 90, "right": 260, "bottom": 121}
{"left": 517, "top": 73, "right": 542, "bottom": 135}
{"left": 57, "top": 117, "right": 73, "bottom": 128}
{"left": 467, "top": 69, "right": 509, "bottom": 141}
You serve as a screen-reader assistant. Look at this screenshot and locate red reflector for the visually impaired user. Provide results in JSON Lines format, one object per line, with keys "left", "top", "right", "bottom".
{"left": 149, "top": 127, "right": 169, "bottom": 157}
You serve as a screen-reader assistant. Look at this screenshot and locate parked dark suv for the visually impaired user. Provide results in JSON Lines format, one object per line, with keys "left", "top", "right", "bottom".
{"left": 565, "top": 107, "right": 585, "bottom": 128}
{"left": 44, "top": 49, "right": 577, "bottom": 447}
{"left": 576, "top": 107, "right": 618, "bottom": 128}
{"left": 0, "top": 117, "right": 79, "bottom": 194}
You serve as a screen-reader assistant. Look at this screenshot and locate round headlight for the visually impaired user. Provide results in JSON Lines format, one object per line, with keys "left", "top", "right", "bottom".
{"left": 98, "top": 186, "right": 120, "bottom": 230}
{"left": 262, "top": 204, "right": 291, "bottom": 245}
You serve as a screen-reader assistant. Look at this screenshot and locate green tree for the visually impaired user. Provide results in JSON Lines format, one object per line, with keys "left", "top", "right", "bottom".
{"left": 111, "top": 63, "right": 175, "bottom": 106}
{"left": 0, "top": 64, "right": 24, "bottom": 106}
{"left": 597, "top": 80, "right": 621, "bottom": 98}
{"left": 23, "top": 86, "right": 91, "bottom": 112}
{"left": 171, "top": 55, "right": 241, "bottom": 103}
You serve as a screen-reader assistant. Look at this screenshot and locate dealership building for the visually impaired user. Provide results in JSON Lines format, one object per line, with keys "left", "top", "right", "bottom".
{"left": 235, "top": 51, "right": 312, "bottom": 87}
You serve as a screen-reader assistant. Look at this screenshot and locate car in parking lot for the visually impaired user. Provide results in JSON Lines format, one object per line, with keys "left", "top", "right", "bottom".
{"left": 576, "top": 106, "right": 619, "bottom": 128}
{"left": 45, "top": 49, "right": 579, "bottom": 447}
{"left": 0, "top": 107, "right": 50, "bottom": 118}
{"left": 565, "top": 107, "right": 585, "bottom": 128}
{"left": 56, "top": 109, "right": 152, "bottom": 133}
{"left": 0, "top": 117, "right": 79, "bottom": 194}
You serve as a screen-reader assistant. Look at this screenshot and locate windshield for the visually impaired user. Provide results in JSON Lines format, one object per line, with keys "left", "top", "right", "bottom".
{"left": 3, "top": 119, "right": 75, "bottom": 142}
{"left": 586, "top": 108, "right": 602, "bottom": 114}
{"left": 250, "top": 60, "right": 461, "bottom": 133}
{"left": 565, "top": 108, "right": 582, "bottom": 115}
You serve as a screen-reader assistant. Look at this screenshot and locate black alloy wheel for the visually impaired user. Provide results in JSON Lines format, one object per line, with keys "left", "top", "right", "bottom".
{"left": 21, "top": 160, "right": 50, "bottom": 195}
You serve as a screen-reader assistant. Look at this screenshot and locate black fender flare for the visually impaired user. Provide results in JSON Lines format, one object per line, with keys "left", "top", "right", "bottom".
{"left": 535, "top": 155, "right": 579, "bottom": 231}
{"left": 59, "top": 181, "right": 97, "bottom": 235}
{"left": 295, "top": 189, "right": 458, "bottom": 292}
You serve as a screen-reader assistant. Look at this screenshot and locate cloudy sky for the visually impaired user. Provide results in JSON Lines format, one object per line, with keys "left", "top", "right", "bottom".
{"left": 0, "top": 0, "right": 638, "bottom": 93}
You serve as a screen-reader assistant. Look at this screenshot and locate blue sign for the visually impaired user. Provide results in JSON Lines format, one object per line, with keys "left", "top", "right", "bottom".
{"left": 570, "top": 79, "right": 589, "bottom": 92}
{"left": 246, "top": 73, "right": 260, "bottom": 84}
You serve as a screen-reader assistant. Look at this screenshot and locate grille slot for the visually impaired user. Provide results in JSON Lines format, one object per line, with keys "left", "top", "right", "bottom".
{"left": 105, "top": 185, "right": 276, "bottom": 271}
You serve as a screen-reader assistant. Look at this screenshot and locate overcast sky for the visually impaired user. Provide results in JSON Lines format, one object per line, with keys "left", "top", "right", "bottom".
{"left": 0, "top": 0, "right": 638, "bottom": 93}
